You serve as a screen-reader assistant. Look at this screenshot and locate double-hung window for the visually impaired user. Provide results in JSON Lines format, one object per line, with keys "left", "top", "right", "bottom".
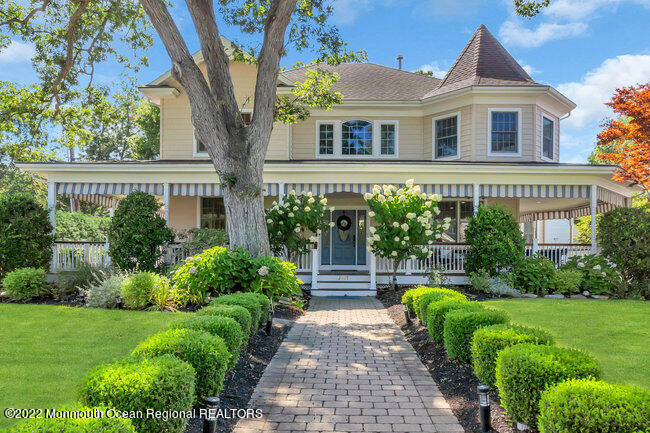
{"left": 433, "top": 113, "right": 460, "bottom": 159}
{"left": 542, "top": 116, "right": 554, "bottom": 160}
{"left": 489, "top": 109, "right": 521, "bottom": 156}
{"left": 316, "top": 120, "right": 398, "bottom": 157}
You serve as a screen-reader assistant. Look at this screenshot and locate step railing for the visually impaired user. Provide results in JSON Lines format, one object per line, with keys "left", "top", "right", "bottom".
{"left": 52, "top": 242, "right": 110, "bottom": 271}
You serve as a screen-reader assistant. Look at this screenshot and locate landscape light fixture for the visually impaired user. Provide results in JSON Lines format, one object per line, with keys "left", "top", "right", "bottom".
{"left": 115, "top": 294, "right": 122, "bottom": 310}
{"left": 203, "top": 396, "right": 220, "bottom": 433}
{"left": 403, "top": 303, "right": 411, "bottom": 324}
{"left": 266, "top": 308, "right": 273, "bottom": 336}
{"left": 477, "top": 384, "right": 491, "bottom": 432}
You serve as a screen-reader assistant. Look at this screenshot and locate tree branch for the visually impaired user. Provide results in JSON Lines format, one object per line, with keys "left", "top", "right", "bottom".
{"left": 185, "top": 0, "right": 239, "bottom": 129}
{"left": 0, "top": 0, "right": 51, "bottom": 27}
{"left": 251, "top": 0, "right": 296, "bottom": 142}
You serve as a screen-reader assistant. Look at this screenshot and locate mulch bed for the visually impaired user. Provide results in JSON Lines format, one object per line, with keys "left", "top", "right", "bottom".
{"left": 184, "top": 302, "right": 303, "bottom": 433}
{"left": 377, "top": 287, "right": 516, "bottom": 433}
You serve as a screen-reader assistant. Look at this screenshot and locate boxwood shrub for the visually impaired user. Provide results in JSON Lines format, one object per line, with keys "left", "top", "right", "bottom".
{"left": 169, "top": 315, "right": 244, "bottom": 370}
{"left": 414, "top": 288, "right": 467, "bottom": 322}
{"left": 131, "top": 328, "right": 230, "bottom": 400}
{"left": 2, "top": 267, "right": 49, "bottom": 302}
{"left": 471, "top": 324, "right": 554, "bottom": 387}
{"left": 495, "top": 344, "right": 601, "bottom": 428}
{"left": 120, "top": 271, "right": 168, "bottom": 310}
{"left": 401, "top": 286, "right": 438, "bottom": 315}
{"left": 425, "top": 299, "right": 480, "bottom": 342}
{"left": 443, "top": 308, "right": 509, "bottom": 362}
{"left": 4, "top": 403, "right": 136, "bottom": 433}
{"left": 250, "top": 292, "right": 271, "bottom": 325}
{"left": 538, "top": 379, "right": 650, "bottom": 433}
{"left": 210, "top": 293, "right": 262, "bottom": 330}
{"left": 196, "top": 304, "right": 253, "bottom": 338}
{"left": 79, "top": 355, "right": 195, "bottom": 433}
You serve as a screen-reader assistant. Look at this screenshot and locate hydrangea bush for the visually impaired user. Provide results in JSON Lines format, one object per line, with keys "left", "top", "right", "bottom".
{"left": 560, "top": 255, "right": 622, "bottom": 296}
{"left": 266, "top": 190, "right": 332, "bottom": 256}
{"left": 364, "top": 179, "right": 449, "bottom": 287}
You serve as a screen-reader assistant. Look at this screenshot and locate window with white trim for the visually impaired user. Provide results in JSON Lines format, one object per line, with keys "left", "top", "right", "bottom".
{"left": 542, "top": 116, "right": 554, "bottom": 160}
{"left": 316, "top": 120, "right": 398, "bottom": 158}
{"left": 434, "top": 115, "right": 458, "bottom": 158}
{"left": 490, "top": 111, "right": 518, "bottom": 154}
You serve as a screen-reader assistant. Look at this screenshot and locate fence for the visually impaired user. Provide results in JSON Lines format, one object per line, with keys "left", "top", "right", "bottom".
{"left": 51, "top": 242, "right": 594, "bottom": 273}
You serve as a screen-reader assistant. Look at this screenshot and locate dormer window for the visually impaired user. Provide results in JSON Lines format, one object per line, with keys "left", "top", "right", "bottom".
{"left": 433, "top": 112, "right": 461, "bottom": 160}
{"left": 488, "top": 108, "right": 522, "bottom": 156}
{"left": 316, "top": 120, "right": 398, "bottom": 158}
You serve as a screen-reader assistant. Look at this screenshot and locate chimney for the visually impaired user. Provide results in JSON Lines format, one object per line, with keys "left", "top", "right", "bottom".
{"left": 396, "top": 54, "right": 404, "bottom": 70}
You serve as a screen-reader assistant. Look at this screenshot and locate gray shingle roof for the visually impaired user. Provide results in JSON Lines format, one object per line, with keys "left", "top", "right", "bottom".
{"left": 280, "top": 25, "right": 543, "bottom": 101}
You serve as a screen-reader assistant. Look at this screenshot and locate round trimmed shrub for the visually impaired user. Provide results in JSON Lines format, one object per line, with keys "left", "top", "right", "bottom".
{"left": 120, "top": 271, "right": 171, "bottom": 310}
{"left": 4, "top": 403, "right": 136, "bottom": 433}
{"left": 107, "top": 191, "right": 174, "bottom": 272}
{"left": 210, "top": 294, "right": 262, "bottom": 330}
{"left": 538, "top": 379, "right": 650, "bottom": 433}
{"left": 495, "top": 344, "right": 602, "bottom": 428}
{"left": 2, "top": 267, "right": 48, "bottom": 302}
{"left": 196, "top": 304, "right": 253, "bottom": 338}
{"left": 510, "top": 254, "right": 557, "bottom": 295}
{"left": 443, "top": 308, "right": 509, "bottom": 362}
{"left": 131, "top": 328, "right": 230, "bottom": 401}
{"left": 402, "top": 286, "right": 438, "bottom": 315}
{"left": 169, "top": 315, "right": 244, "bottom": 370}
{"left": 425, "top": 299, "right": 481, "bottom": 342}
{"left": 79, "top": 355, "right": 195, "bottom": 433}
{"left": 0, "top": 193, "right": 54, "bottom": 278}
{"left": 414, "top": 287, "right": 466, "bottom": 322}
{"left": 471, "top": 324, "right": 554, "bottom": 387}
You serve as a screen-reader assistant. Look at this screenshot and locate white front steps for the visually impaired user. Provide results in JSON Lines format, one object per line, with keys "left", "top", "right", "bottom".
{"left": 311, "top": 272, "right": 375, "bottom": 297}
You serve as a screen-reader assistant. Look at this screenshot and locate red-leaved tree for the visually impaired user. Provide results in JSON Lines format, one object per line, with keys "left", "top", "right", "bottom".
{"left": 596, "top": 84, "right": 650, "bottom": 192}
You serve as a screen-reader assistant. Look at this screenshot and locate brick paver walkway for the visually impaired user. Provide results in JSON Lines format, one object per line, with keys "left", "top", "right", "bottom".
{"left": 234, "top": 297, "right": 463, "bottom": 433}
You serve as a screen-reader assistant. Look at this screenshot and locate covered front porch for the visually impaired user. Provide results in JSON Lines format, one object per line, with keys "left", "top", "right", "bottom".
{"left": 18, "top": 161, "right": 635, "bottom": 291}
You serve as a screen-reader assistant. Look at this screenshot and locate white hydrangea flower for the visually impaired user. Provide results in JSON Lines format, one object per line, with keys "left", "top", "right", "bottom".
{"left": 364, "top": 192, "right": 373, "bottom": 200}
{"left": 290, "top": 190, "right": 296, "bottom": 195}
{"left": 406, "top": 212, "right": 416, "bottom": 219}
{"left": 307, "top": 192, "right": 313, "bottom": 197}
{"left": 434, "top": 208, "right": 441, "bottom": 215}
{"left": 394, "top": 236, "right": 400, "bottom": 242}
{"left": 387, "top": 196, "right": 394, "bottom": 202}
{"left": 257, "top": 266, "right": 269, "bottom": 276}
{"left": 288, "top": 212, "right": 294, "bottom": 218}
{"left": 428, "top": 240, "right": 433, "bottom": 244}
{"left": 292, "top": 206, "right": 298, "bottom": 211}
{"left": 602, "top": 272, "right": 607, "bottom": 277}
{"left": 377, "top": 195, "right": 386, "bottom": 202}
{"left": 330, "top": 221, "right": 335, "bottom": 227}
{"left": 398, "top": 195, "right": 406, "bottom": 202}
{"left": 578, "top": 262, "right": 585, "bottom": 267}
{"left": 267, "top": 219, "right": 273, "bottom": 223}
{"left": 401, "top": 223, "right": 409, "bottom": 231}
{"left": 421, "top": 247, "right": 428, "bottom": 254}
{"left": 272, "top": 201, "right": 278, "bottom": 206}
{"left": 373, "top": 185, "right": 381, "bottom": 194}
{"left": 401, "top": 240, "right": 406, "bottom": 245}
{"left": 309, "top": 236, "right": 318, "bottom": 242}
{"left": 189, "top": 266, "right": 197, "bottom": 274}
{"left": 316, "top": 229, "right": 322, "bottom": 235}
{"left": 444, "top": 217, "right": 452, "bottom": 223}
{"left": 278, "top": 210, "right": 284, "bottom": 215}
{"left": 611, "top": 263, "right": 616, "bottom": 268}
{"left": 368, "top": 211, "right": 375, "bottom": 217}
{"left": 423, "top": 210, "right": 432, "bottom": 218}
{"left": 308, "top": 197, "right": 315, "bottom": 204}
{"left": 369, "top": 226, "right": 376, "bottom": 234}
{"left": 320, "top": 198, "right": 327, "bottom": 205}
{"left": 427, "top": 251, "right": 433, "bottom": 258}
{"left": 390, "top": 251, "right": 398, "bottom": 257}
{"left": 425, "top": 230, "right": 433, "bottom": 236}
{"left": 593, "top": 264, "right": 601, "bottom": 270}
{"left": 367, "top": 246, "right": 373, "bottom": 252}
{"left": 330, "top": 206, "right": 335, "bottom": 211}
{"left": 368, "top": 238, "right": 374, "bottom": 245}
{"left": 294, "top": 227, "right": 301, "bottom": 233}
{"left": 279, "top": 221, "right": 283, "bottom": 225}
{"left": 405, "top": 179, "right": 414, "bottom": 187}
{"left": 393, "top": 222, "right": 400, "bottom": 227}
{"left": 404, "top": 236, "right": 410, "bottom": 241}
{"left": 304, "top": 206, "right": 311, "bottom": 212}
{"left": 374, "top": 234, "right": 380, "bottom": 241}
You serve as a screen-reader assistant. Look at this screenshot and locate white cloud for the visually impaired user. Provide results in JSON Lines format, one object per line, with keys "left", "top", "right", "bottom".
{"left": 545, "top": 0, "right": 650, "bottom": 21}
{"left": 499, "top": 20, "right": 588, "bottom": 48}
{"left": 556, "top": 54, "right": 650, "bottom": 162}
{"left": 558, "top": 54, "right": 650, "bottom": 128}
{"left": 0, "top": 40, "right": 35, "bottom": 64}
{"left": 517, "top": 59, "right": 540, "bottom": 76}
{"left": 415, "top": 62, "right": 448, "bottom": 78}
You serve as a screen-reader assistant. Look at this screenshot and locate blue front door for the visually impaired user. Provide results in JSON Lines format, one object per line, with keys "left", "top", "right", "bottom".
{"left": 331, "top": 210, "right": 356, "bottom": 265}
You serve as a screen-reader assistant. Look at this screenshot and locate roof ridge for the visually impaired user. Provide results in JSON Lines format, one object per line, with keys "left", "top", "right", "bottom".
{"left": 283, "top": 62, "right": 442, "bottom": 81}
{"left": 437, "top": 25, "right": 483, "bottom": 89}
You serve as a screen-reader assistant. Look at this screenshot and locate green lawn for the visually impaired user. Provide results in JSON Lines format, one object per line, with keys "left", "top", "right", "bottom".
{"left": 484, "top": 299, "right": 649, "bottom": 389}
{"left": 0, "top": 304, "right": 183, "bottom": 429}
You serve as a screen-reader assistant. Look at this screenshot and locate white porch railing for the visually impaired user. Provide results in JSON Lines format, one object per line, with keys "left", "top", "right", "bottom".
{"left": 50, "top": 242, "right": 595, "bottom": 274}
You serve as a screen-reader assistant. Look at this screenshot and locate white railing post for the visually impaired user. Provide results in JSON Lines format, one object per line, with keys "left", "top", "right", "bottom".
{"left": 163, "top": 182, "right": 170, "bottom": 224}
{"left": 370, "top": 252, "right": 376, "bottom": 291}
{"left": 104, "top": 238, "right": 111, "bottom": 267}
{"left": 473, "top": 183, "right": 480, "bottom": 215}
{"left": 48, "top": 181, "right": 56, "bottom": 271}
{"left": 311, "top": 246, "right": 318, "bottom": 291}
{"left": 590, "top": 184, "right": 597, "bottom": 254}
{"left": 405, "top": 258, "right": 413, "bottom": 275}
{"left": 532, "top": 238, "right": 539, "bottom": 255}
{"left": 278, "top": 182, "right": 285, "bottom": 205}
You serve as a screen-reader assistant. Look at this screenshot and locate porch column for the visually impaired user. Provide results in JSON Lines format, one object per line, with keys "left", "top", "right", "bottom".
{"left": 278, "top": 182, "right": 285, "bottom": 204}
{"left": 473, "top": 183, "right": 480, "bottom": 215}
{"left": 590, "top": 184, "right": 597, "bottom": 254}
{"left": 311, "top": 245, "right": 319, "bottom": 291}
{"left": 370, "top": 253, "right": 376, "bottom": 291}
{"left": 47, "top": 181, "right": 56, "bottom": 233}
{"left": 163, "top": 182, "right": 170, "bottom": 224}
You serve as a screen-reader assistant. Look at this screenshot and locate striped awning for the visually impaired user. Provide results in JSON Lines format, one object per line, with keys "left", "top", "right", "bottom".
{"left": 518, "top": 202, "right": 618, "bottom": 223}
{"left": 62, "top": 194, "right": 121, "bottom": 209}
{"left": 285, "top": 183, "right": 473, "bottom": 197}
{"left": 597, "top": 186, "right": 627, "bottom": 207}
{"left": 480, "top": 184, "right": 591, "bottom": 199}
{"left": 56, "top": 183, "right": 163, "bottom": 195}
{"left": 170, "top": 183, "right": 280, "bottom": 196}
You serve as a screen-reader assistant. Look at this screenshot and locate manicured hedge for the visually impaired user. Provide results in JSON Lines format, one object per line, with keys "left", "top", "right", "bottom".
{"left": 196, "top": 304, "right": 253, "bottom": 338}
{"left": 2, "top": 267, "right": 48, "bottom": 302}
{"left": 402, "top": 286, "right": 438, "bottom": 315}
{"left": 538, "top": 379, "right": 650, "bottom": 433}
{"left": 79, "top": 355, "right": 195, "bottom": 433}
{"left": 495, "top": 344, "right": 601, "bottom": 428}
{"left": 4, "top": 403, "right": 136, "bottom": 433}
{"left": 471, "top": 324, "right": 554, "bottom": 387}
{"left": 443, "top": 308, "right": 509, "bottom": 363}
{"left": 131, "top": 328, "right": 230, "bottom": 401}
{"left": 249, "top": 292, "right": 271, "bottom": 326}
{"left": 169, "top": 315, "right": 244, "bottom": 370}
{"left": 414, "top": 288, "right": 467, "bottom": 322}
{"left": 210, "top": 293, "right": 262, "bottom": 329}
{"left": 425, "top": 299, "right": 480, "bottom": 342}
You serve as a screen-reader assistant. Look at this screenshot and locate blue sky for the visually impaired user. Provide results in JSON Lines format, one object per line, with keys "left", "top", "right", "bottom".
{"left": 2, "top": 0, "right": 649, "bottom": 162}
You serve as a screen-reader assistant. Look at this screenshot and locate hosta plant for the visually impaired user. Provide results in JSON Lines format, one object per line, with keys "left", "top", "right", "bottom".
{"left": 266, "top": 190, "right": 332, "bottom": 257}
{"left": 364, "top": 179, "right": 448, "bottom": 288}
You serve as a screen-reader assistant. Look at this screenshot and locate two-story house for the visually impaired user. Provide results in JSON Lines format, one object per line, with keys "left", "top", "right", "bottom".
{"left": 18, "top": 25, "right": 637, "bottom": 295}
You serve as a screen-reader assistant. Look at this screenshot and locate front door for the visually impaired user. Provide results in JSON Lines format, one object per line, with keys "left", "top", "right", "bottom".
{"left": 321, "top": 209, "right": 367, "bottom": 268}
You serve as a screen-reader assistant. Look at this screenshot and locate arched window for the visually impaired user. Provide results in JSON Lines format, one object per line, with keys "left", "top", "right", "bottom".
{"left": 342, "top": 120, "right": 373, "bottom": 155}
